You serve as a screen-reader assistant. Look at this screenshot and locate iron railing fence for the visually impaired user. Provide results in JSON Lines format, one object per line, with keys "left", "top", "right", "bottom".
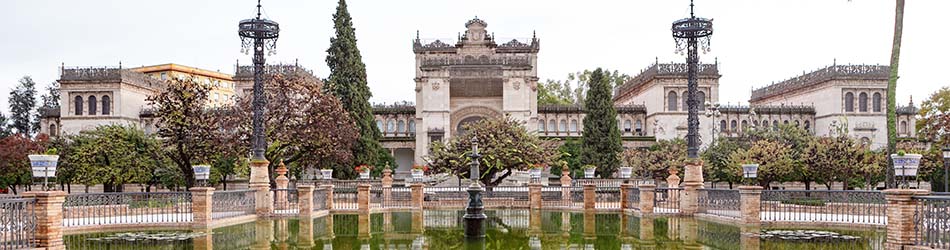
{"left": 595, "top": 187, "right": 621, "bottom": 209}
{"left": 624, "top": 186, "right": 640, "bottom": 210}
{"left": 655, "top": 188, "right": 682, "bottom": 214}
{"left": 333, "top": 187, "right": 358, "bottom": 210}
{"left": 484, "top": 187, "right": 529, "bottom": 208}
{"left": 211, "top": 190, "right": 255, "bottom": 219}
{"left": 380, "top": 187, "right": 412, "bottom": 208}
{"left": 425, "top": 187, "right": 467, "bottom": 209}
{"left": 316, "top": 179, "right": 382, "bottom": 190}
{"left": 540, "top": 186, "right": 572, "bottom": 208}
{"left": 914, "top": 195, "right": 950, "bottom": 249}
{"left": 760, "top": 190, "right": 886, "bottom": 225}
{"left": 698, "top": 189, "right": 740, "bottom": 219}
{"left": 572, "top": 178, "right": 625, "bottom": 188}
{"left": 272, "top": 189, "right": 298, "bottom": 215}
{"left": 63, "top": 192, "right": 192, "bottom": 227}
{"left": 571, "top": 186, "right": 585, "bottom": 209}
{"left": 313, "top": 187, "right": 329, "bottom": 211}
{"left": 0, "top": 198, "right": 35, "bottom": 250}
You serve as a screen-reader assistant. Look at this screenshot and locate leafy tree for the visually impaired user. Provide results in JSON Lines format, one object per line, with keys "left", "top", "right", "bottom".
{"left": 147, "top": 77, "right": 220, "bottom": 188}
{"left": 0, "top": 134, "right": 47, "bottom": 194}
{"left": 701, "top": 137, "right": 743, "bottom": 188}
{"left": 801, "top": 136, "right": 868, "bottom": 190}
{"left": 728, "top": 140, "right": 795, "bottom": 189}
{"left": 40, "top": 81, "right": 60, "bottom": 109}
{"left": 537, "top": 79, "right": 574, "bottom": 106}
{"left": 626, "top": 139, "right": 687, "bottom": 183}
{"left": 884, "top": 0, "right": 906, "bottom": 189}
{"left": 0, "top": 112, "right": 11, "bottom": 138}
{"left": 8, "top": 76, "right": 38, "bottom": 135}
{"left": 221, "top": 74, "right": 358, "bottom": 180}
{"left": 538, "top": 69, "right": 630, "bottom": 106}
{"left": 557, "top": 138, "right": 582, "bottom": 176}
{"left": 425, "top": 116, "right": 560, "bottom": 186}
{"left": 579, "top": 68, "right": 624, "bottom": 177}
{"left": 324, "top": 0, "right": 393, "bottom": 169}
{"left": 209, "top": 156, "right": 248, "bottom": 191}
{"left": 897, "top": 141, "right": 944, "bottom": 190}
{"left": 918, "top": 86, "right": 950, "bottom": 145}
{"left": 64, "top": 125, "right": 163, "bottom": 192}
{"left": 747, "top": 124, "right": 813, "bottom": 188}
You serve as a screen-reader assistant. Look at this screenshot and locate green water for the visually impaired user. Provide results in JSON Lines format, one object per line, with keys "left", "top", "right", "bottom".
{"left": 64, "top": 210, "right": 884, "bottom": 249}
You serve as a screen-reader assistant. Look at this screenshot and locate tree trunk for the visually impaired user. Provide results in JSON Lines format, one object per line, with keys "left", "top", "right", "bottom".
{"left": 885, "top": 0, "right": 905, "bottom": 189}
{"left": 804, "top": 180, "right": 811, "bottom": 191}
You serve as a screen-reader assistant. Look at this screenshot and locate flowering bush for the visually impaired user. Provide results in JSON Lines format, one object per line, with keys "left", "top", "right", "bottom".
{"left": 354, "top": 165, "right": 372, "bottom": 172}
{"left": 528, "top": 164, "right": 545, "bottom": 169}
{"left": 412, "top": 165, "right": 429, "bottom": 172}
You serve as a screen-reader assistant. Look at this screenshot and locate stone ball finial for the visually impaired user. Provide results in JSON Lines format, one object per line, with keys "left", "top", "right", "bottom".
{"left": 275, "top": 159, "right": 288, "bottom": 176}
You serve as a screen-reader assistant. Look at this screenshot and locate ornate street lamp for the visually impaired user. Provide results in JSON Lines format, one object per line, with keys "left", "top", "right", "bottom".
{"left": 672, "top": 0, "right": 713, "bottom": 159}
{"left": 464, "top": 136, "right": 486, "bottom": 238}
{"left": 704, "top": 101, "right": 721, "bottom": 143}
{"left": 238, "top": 0, "right": 279, "bottom": 160}
{"left": 891, "top": 152, "right": 922, "bottom": 189}
{"left": 942, "top": 146, "right": 949, "bottom": 192}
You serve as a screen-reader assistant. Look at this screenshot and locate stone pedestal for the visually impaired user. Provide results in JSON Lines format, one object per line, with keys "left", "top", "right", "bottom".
{"left": 357, "top": 184, "right": 371, "bottom": 212}
{"left": 883, "top": 189, "right": 930, "bottom": 250}
{"left": 411, "top": 210, "right": 425, "bottom": 234}
{"left": 275, "top": 162, "right": 290, "bottom": 210}
{"left": 560, "top": 171, "right": 573, "bottom": 201}
{"left": 738, "top": 186, "right": 763, "bottom": 225}
{"left": 249, "top": 159, "right": 270, "bottom": 186}
{"left": 23, "top": 191, "right": 66, "bottom": 249}
{"left": 410, "top": 183, "right": 425, "bottom": 209}
{"left": 298, "top": 185, "right": 315, "bottom": 218}
{"left": 382, "top": 169, "right": 393, "bottom": 204}
{"left": 321, "top": 184, "right": 334, "bottom": 210}
{"left": 680, "top": 162, "right": 703, "bottom": 216}
{"left": 621, "top": 183, "right": 634, "bottom": 210}
{"left": 249, "top": 159, "right": 272, "bottom": 216}
{"left": 639, "top": 184, "right": 656, "bottom": 215}
{"left": 528, "top": 183, "right": 542, "bottom": 210}
{"left": 583, "top": 184, "right": 596, "bottom": 210}
{"left": 190, "top": 187, "right": 215, "bottom": 228}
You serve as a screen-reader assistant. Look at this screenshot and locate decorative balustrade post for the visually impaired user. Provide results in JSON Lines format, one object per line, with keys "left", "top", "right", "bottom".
{"left": 357, "top": 184, "right": 371, "bottom": 212}
{"left": 529, "top": 183, "right": 542, "bottom": 210}
{"left": 667, "top": 169, "right": 681, "bottom": 204}
{"left": 297, "top": 185, "right": 315, "bottom": 218}
{"left": 620, "top": 183, "right": 634, "bottom": 210}
{"left": 382, "top": 168, "right": 393, "bottom": 204}
{"left": 583, "top": 184, "right": 596, "bottom": 210}
{"left": 639, "top": 184, "right": 656, "bottom": 215}
{"left": 22, "top": 191, "right": 66, "bottom": 249}
{"left": 321, "top": 184, "right": 334, "bottom": 210}
{"left": 560, "top": 170, "right": 572, "bottom": 201}
{"left": 738, "top": 186, "right": 763, "bottom": 225}
{"left": 190, "top": 187, "right": 215, "bottom": 229}
{"left": 410, "top": 183, "right": 425, "bottom": 209}
{"left": 250, "top": 159, "right": 273, "bottom": 217}
{"left": 275, "top": 162, "right": 290, "bottom": 210}
{"left": 883, "top": 189, "right": 929, "bottom": 250}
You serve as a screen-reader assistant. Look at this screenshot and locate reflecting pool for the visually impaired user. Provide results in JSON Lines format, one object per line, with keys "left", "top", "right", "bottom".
{"left": 65, "top": 210, "right": 885, "bottom": 249}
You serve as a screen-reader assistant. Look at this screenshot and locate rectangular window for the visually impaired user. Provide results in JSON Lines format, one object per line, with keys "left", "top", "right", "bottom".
{"left": 160, "top": 73, "right": 167, "bottom": 80}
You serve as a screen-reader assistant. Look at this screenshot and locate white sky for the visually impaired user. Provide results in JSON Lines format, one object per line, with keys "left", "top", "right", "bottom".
{"left": 1, "top": 0, "right": 947, "bottom": 112}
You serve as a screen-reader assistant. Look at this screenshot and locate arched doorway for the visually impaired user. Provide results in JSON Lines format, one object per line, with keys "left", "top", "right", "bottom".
{"left": 456, "top": 116, "right": 485, "bottom": 136}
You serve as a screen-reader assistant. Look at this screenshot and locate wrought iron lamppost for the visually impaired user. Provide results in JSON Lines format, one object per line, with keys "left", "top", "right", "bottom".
{"left": 464, "top": 136, "right": 487, "bottom": 238}
{"left": 239, "top": 0, "right": 279, "bottom": 161}
{"left": 943, "top": 146, "right": 950, "bottom": 192}
{"left": 704, "top": 101, "right": 721, "bottom": 143}
{"left": 672, "top": 0, "right": 713, "bottom": 159}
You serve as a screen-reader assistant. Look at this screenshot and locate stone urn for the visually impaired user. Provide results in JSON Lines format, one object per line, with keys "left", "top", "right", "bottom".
{"left": 411, "top": 169, "right": 424, "bottom": 179}
{"left": 584, "top": 167, "right": 597, "bottom": 179}
{"left": 619, "top": 167, "right": 633, "bottom": 179}
{"left": 320, "top": 169, "right": 333, "bottom": 180}
{"left": 28, "top": 154, "right": 59, "bottom": 179}
{"left": 359, "top": 170, "right": 371, "bottom": 179}
{"left": 529, "top": 168, "right": 543, "bottom": 179}
{"left": 891, "top": 153, "right": 922, "bottom": 177}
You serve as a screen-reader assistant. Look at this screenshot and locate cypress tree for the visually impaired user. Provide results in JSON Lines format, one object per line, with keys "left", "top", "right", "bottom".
{"left": 324, "top": 0, "right": 393, "bottom": 174}
{"left": 579, "top": 68, "right": 623, "bottom": 177}
{"left": 8, "top": 76, "right": 37, "bottom": 135}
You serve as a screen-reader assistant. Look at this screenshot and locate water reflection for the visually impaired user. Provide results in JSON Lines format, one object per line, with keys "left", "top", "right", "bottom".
{"left": 65, "top": 210, "right": 885, "bottom": 249}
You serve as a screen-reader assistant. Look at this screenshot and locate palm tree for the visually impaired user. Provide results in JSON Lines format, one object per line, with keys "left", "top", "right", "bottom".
{"left": 884, "top": 0, "right": 905, "bottom": 189}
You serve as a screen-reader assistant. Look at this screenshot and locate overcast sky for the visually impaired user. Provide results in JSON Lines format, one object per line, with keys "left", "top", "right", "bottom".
{"left": 1, "top": 0, "right": 946, "bottom": 113}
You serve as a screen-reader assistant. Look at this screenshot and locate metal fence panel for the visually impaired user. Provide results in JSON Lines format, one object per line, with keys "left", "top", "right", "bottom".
{"left": 655, "top": 188, "right": 682, "bottom": 214}
{"left": 272, "top": 189, "right": 298, "bottom": 215}
{"left": 914, "top": 196, "right": 950, "bottom": 249}
{"left": 0, "top": 198, "right": 35, "bottom": 250}
{"left": 63, "top": 192, "right": 192, "bottom": 227}
{"left": 698, "top": 189, "right": 740, "bottom": 218}
{"left": 212, "top": 190, "right": 255, "bottom": 219}
{"left": 760, "top": 190, "right": 885, "bottom": 225}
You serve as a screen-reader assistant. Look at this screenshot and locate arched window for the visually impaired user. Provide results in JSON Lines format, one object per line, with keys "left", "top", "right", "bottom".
{"left": 783, "top": 120, "right": 789, "bottom": 125}
{"left": 386, "top": 120, "right": 395, "bottom": 133}
{"left": 376, "top": 120, "right": 383, "bottom": 131}
{"left": 49, "top": 124, "right": 57, "bottom": 137}
{"left": 559, "top": 120, "right": 568, "bottom": 132}
{"left": 623, "top": 120, "right": 632, "bottom": 132}
{"left": 762, "top": 120, "right": 769, "bottom": 128}
{"left": 873, "top": 93, "right": 882, "bottom": 112}
{"left": 682, "top": 91, "right": 688, "bottom": 111}
{"left": 569, "top": 120, "right": 578, "bottom": 132}
{"left": 861, "top": 137, "right": 871, "bottom": 147}
{"left": 635, "top": 120, "right": 643, "bottom": 135}
{"left": 101, "top": 95, "right": 111, "bottom": 115}
{"left": 741, "top": 120, "right": 748, "bottom": 131}
{"left": 845, "top": 92, "right": 854, "bottom": 112}
{"left": 397, "top": 120, "right": 406, "bottom": 133}
{"left": 773, "top": 120, "right": 779, "bottom": 130}
{"left": 549, "top": 120, "right": 556, "bottom": 133}
{"left": 794, "top": 120, "right": 800, "bottom": 127}
{"left": 859, "top": 92, "right": 868, "bottom": 112}
{"left": 667, "top": 91, "right": 678, "bottom": 111}
{"left": 74, "top": 96, "right": 83, "bottom": 115}
{"left": 539, "top": 121, "right": 546, "bottom": 132}
{"left": 900, "top": 121, "right": 908, "bottom": 134}
{"left": 804, "top": 121, "right": 811, "bottom": 130}
{"left": 88, "top": 96, "right": 97, "bottom": 115}
{"left": 697, "top": 91, "right": 706, "bottom": 110}
{"left": 720, "top": 120, "right": 727, "bottom": 132}
{"left": 408, "top": 120, "right": 416, "bottom": 133}
{"left": 753, "top": 120, "right": 759, "bottom": 127}
{"left": 731, "top": 120, "right": 738, "bottom": 132}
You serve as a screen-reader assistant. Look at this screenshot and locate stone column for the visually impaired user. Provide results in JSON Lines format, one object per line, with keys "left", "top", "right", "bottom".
{"left": 620, "top": 183, "right": 634, "bottom": 210}
{"left": 560, "top": 170, "right": 572, "bottom": 201}
{"left": 321, "top": 184, "right": 334, "bottom": 210}
{"left": 250, "top": 159, "right": 273, "bottom": 217}
{"left": 667, "top": 169, "right": 681, "bottom": 204}
{"left": 883, "top": 189, "right": 930, "bottom": 250}
{"left": 410, "top": 183, "right": 425, "bottom": 209}
{"left": 275, "top": 162, "right": 290, "bottom": 210}
{"left": 640, "top": 217, "right": 656, "bottom": 249}
{"left": 382, "top": 168, "right": 393, "bottom": 205}
{"left": 738, "top": 186, "right": 763, "bottom": 225}
{"left": 680, "top": 162, "right": 704, "bottom": 215}
{"left": 190, "top": 187, "right": 215, "bottom": 229}
{"left": 22, "top": 191, "right": 66, "bottom": 249}
{"left": 639, "top": 184, "right": 656, "bottom": 215}
{"left": 357, "top": 184, "right": 371, "bottom": 212}
{"left": 583, "top": 184, "right": 596, "bottom": 210}
{"left": 529, "top": 183, "right": 542, "bottom": 210}
{"left": 298, "top": 185, "right": 315, "bottom": 218}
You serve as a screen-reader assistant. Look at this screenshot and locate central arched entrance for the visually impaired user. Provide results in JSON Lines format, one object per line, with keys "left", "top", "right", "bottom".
{"left": 450, "top": 106, "right": 502, "bottom": 136}
{"left": 456, "top": 116, "right": 485, "bottom": 136}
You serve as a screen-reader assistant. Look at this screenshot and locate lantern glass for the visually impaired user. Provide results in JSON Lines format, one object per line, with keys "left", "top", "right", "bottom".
{"left": 742, "top": 164, "right": 759, "bottom": 179}
{"left": 193, "top": 165, "right": 211, "bottom": 181}
{"left": 942, "top": 147, "right": 950, "bottom": 159}
{"left": 891, "top": 154, "right": 922, "bottom": 177}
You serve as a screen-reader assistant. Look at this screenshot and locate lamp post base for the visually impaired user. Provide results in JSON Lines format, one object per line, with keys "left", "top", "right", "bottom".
{"left": 463, "top": 183, "right": 486, "bottom": 238}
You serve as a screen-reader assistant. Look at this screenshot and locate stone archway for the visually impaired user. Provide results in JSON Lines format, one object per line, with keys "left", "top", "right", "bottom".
{"left": 451, "top": 106, "right": 501, "bottom": 136}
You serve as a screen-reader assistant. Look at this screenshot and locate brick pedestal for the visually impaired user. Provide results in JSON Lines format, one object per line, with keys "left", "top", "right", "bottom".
{"left": 321, "top": 184, "right": 334, "bottom": 210}
{"left": 639, "top": 184, "right": 656, "bottom": 215}
{"left": 529, "top": 183, "right": 542, "bottom": 210}
{"left": 410, "top": 183, "right": 424, "bottom": 209}
{"left": 883, "top": 189, "right": 929, "bottom": 250}
{"left": 357, "top": 184, "right": 371, "bottom": 212}
{"left": 583, "top": 184, "right": 596, "bottom": 210}
{"left": 297, "top": 185, "right": 315, "bottom": 218}
{"left": 738, "top": 186, "right": 763, "bottom": 225}
{"left": 680, "top": 183, "right": 701, "bottom": 215}
{"left": 23, "top": 191, "right": 66, "bottom": 249}
{"left": 620, "top": 183, "right": 634, "bottom": 210}
{"left": 249, "top": 159, "right": 272, "bottom": 216}
{"left": 190, "top": 187, "right": 215, "bottom": 228}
